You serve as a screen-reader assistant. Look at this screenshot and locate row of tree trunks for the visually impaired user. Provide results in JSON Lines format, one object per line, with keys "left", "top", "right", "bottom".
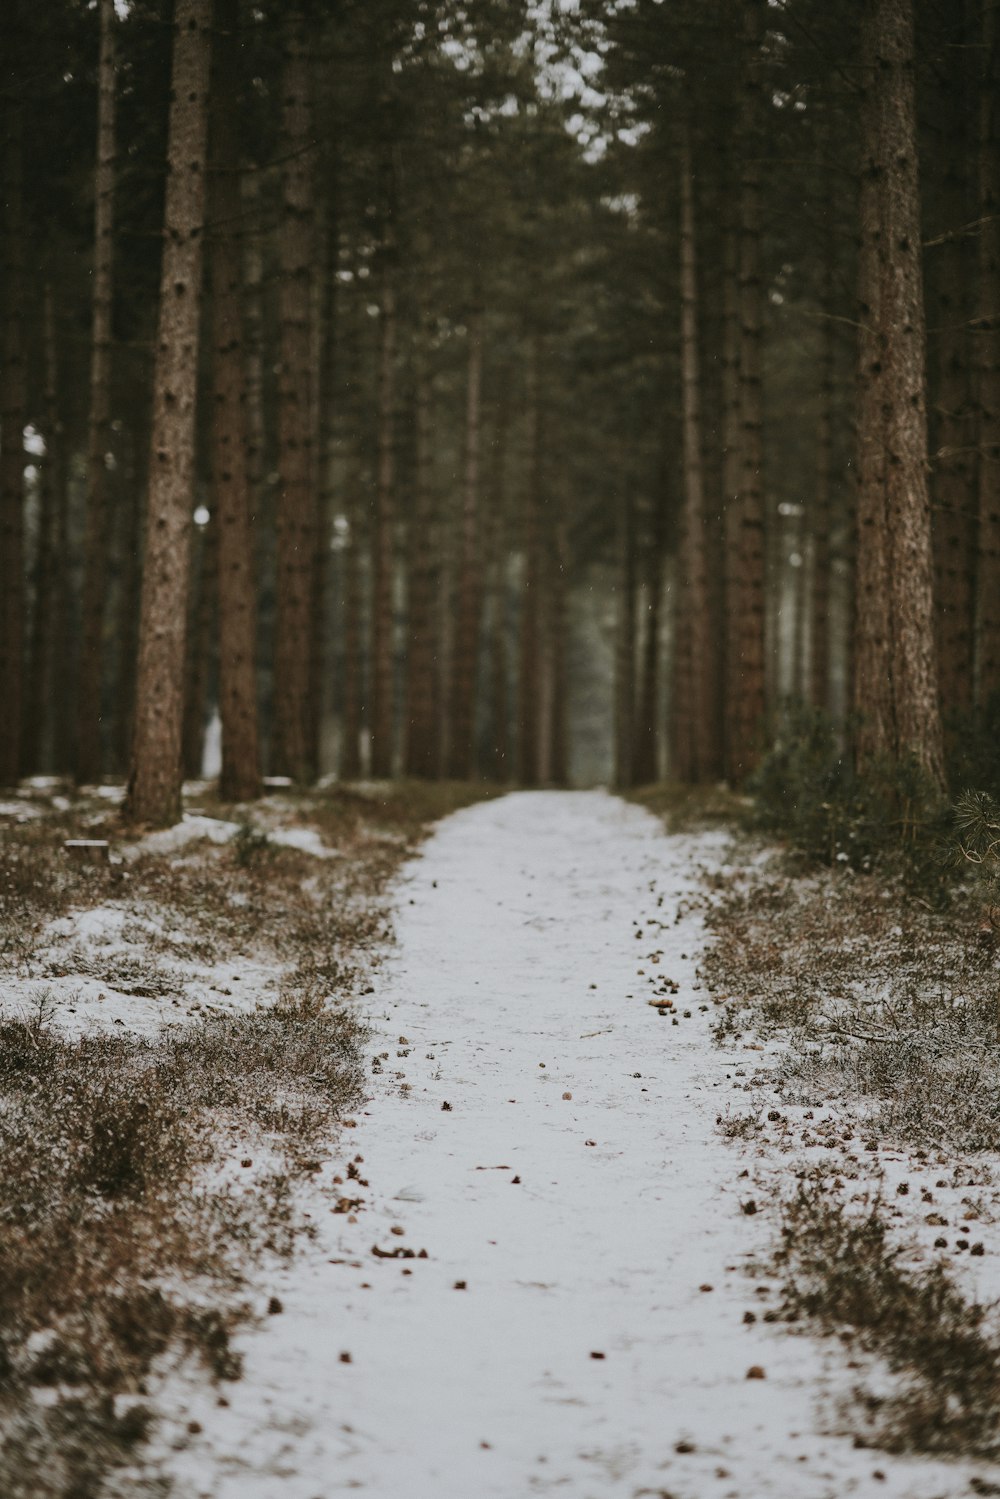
{"left": 125, "top": 0, "right": 212, "bottom": 826}
{"left": 852, "top": 0, "right": 944, "bottom": 786}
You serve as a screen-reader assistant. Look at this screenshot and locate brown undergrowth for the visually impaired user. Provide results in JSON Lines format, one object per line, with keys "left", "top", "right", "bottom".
{"left": 0, "top": 778, "right": 491, "bottom": 1497}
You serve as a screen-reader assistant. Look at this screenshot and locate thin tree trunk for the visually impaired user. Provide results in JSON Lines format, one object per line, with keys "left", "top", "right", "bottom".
{"left": 182, "top": 516, "right": 216, "bottom": 779}
{"left": 23, "top": 285, "right": 61, "bottom": 774}
{"left": 113, "top": 401, "right": 145, "bottom": 774}
{"left": 125, "top": 0, "right": 211, "bottom": 827}
{"left": 976, "top": 0, "right": 1000, "bottom": 701}
{"left": 518, "top": 338, "right": 544, "bottom": 786}
{"left": 811, "top": 243, "right": 836, "bottom": 713}
{"left": 370, "top": 256, "right": 397, "bottom": 780}
{"left": 547, "top": 489, "right": 569, "bottom": 786}
{"left": 310, "top": 188, "right": 338, "bottom": 780}
{"left": 0, "top": 72, "right": 26, "bottom": 787}
{"left": 208, "top": 0, "right": 261, "bottom": 802}
{"left": 75, "top": 0, "right": 116, "bottom": 784}
{"left": 672, "top": 123, "right": 713, "bottom": 783}
{"left": 632, "top": 499, "right": 664, "bottom": 786}
{"left": 272, "top": 10, "right": 317, "bottom": 783}
{"left": 614, "top": 488, "right": 637, "bottom": 789}
{"left": 484, "top": 391, "right": 511, "bottom": 781}
{"left": 403, "top": 333, "right": 440, "bottom": 778}
{"left": 447, "top": 309, "right": 484, "bottom": 779}
{"left": 728, "top": 0, "right": 767, "bottom": 783}
{"left": 853, "top": 0, "right": 945, "bottom": 786}
{"left": 721, "top": 209, "right": 743, "bottom": 783}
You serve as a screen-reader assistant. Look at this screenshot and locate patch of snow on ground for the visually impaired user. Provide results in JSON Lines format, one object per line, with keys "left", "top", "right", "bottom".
{"left": 269, "top": 826, "right": 339, "bottom": 858}
{"left": 129, "top": 813, "right": 244, "bottom": 858}
{"left": 145, "top": 790, "right": 989, "bottom": 1499}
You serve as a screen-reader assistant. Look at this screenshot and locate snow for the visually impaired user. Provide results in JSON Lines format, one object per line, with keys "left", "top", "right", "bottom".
{"left": 146, "top": 790, "right": 994, "bottom": 1498}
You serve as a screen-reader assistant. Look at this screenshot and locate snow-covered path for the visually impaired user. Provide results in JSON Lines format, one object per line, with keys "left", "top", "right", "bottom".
{"left": 157, "top": 791, "right": 973, "bottom": 1499}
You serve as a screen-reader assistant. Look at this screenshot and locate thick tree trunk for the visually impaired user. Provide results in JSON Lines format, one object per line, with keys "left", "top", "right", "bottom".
{"left": 272, "top": 11, "right": 317, "bottom": 783}
{"left": 0, "top": 82, "right": 26, "bottom": 787}
{"left": 446, "top": 310, "right": 484, "bottom": 779}
{"left": 403, "top": 337, "right": 440, "bottom": 778}
{"left": 518, "top": 340, "right": 544, "bottom": 786}
{"left": 75, "top": 0, "right": 116, "bottom": 785}
{"left": 125, "top": 0, "right": 211, "bottom": 827}
{"left": 209, "top": 0, "right": 260, "bottom": 802}
{"left": 671, "top": 125, "right": 714, "bottom": 784}
{"left": 976, "top": 0, "right": 1000, "bottom": 701}
{"left": 853, "top": 0, "right": 945, "bottom": 786}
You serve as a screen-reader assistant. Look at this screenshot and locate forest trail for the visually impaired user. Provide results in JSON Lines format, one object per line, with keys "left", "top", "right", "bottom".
{"left": 154, "top": 792, "right": 966, "bottom": 1499}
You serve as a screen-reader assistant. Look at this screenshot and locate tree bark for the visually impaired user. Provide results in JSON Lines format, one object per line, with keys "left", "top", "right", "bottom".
{"left": 853, "top": 0, "right": 945, "bottom": 786}
{"left": 272, "top": 10, "right": 317, "bottom": 783}
{"left": 446, "top": 309, "right": 484, "bottom": 779}
{"left": 672, "top": 123, "right": 714, "bottom": 783}
{"left": 0, "top": 75, "right": 26, "bottom": 787}
{"left": 518, "top": 339, "right": 544, "bottom": 786}
{"left": 810, "top": 243, "right": 836, "bottom": 713}
{"left": 125, "top": 0, "right": 211, "bottom": 827}
{"left": 75, "top": 0, "right": 117, "bottom": 785}
{"left": 403, "top": 333, "right": 441, "bottom": 778}
{"left": 632, "top": 497, "right": 664, "bottom": 786}
{"left": 976, "top": 0, "right": 1000, "bottom": 702}
{"left": 370, "top": 253, "right": 397, "bottom": 780}
{"left": 484, "top": 393, "right": 511, "bottom": 781}
{"left": 182, "top": 516, "right": 216, "bottom": 779}
{"left": 209, "top": 0, "right": 261, "bottom": 802}
{"left": 547, "top": 489, "right": 569, "bottom": 786}
{"left": 614, "top": 488, "right": 637, "bottom": 789}
{"left": 23, "top": 283, "right": 62, "bottom": 775}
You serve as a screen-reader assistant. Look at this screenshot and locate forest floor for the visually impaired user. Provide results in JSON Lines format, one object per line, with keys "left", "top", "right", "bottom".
{"left": 3, "top": 785, "right": 1000, "bottom": 1497}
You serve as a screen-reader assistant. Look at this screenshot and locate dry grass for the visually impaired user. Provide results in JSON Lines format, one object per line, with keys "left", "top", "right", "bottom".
{"left": 0, "top": 777, "right": 494, "bottom": 1497}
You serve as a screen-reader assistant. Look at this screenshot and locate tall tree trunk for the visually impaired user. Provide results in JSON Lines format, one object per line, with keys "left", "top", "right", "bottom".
{"left": 403, "top": 334, "right": 440, "bottom": 778}
{"left": 272, "top": 10, "right": 317, "bottom": 783}
{"left": 853, "top": 0, "right": 945, "bottom": 786}
{"left": 182, "top": 516, "right": 216, "bottom": 778}
{"left": 370, "top": 249, "right": 397, "bottom": 780}
{"left": 518, "top": 338, "right": 544, "bottom": 786}
{"left": 728, "top": 0, "right": 767, "bottom": 783}
{"left": 75, "top": 0, "right": 116, "bottom": 784}
{"left": 484, "top": 393, "right": 511, "bottom": 781}
{"left": 976, "top": 0, "right": 1000, "bottom": 702}
{"left": 23, "top": 285, "right": 61, "bottom": 774}
{"left": 125, "top": 0, "right": 211, "bottom": 827}
{"left": 632, "top": 497, "right": 664, "bottom": 786}
{"left": 672, "top": 123, "right": 714, "bottom": 783}
{"left": 310, "top": 189, "right": 338, "bottom": 780}
{"left": 339, "top": 292, "right": 366, "bottom": 780}
{"left": 721, "top": 209, "right": 743, "bottom": 783}
{"left": 928, "top": 16, "right": 977, "bottom": 721}
{"left": 0, "top": 69, "right": 26, "bottom": 787}
{"left": 614, "top": 487, "right": 637, "bottom": 789}
{"left": 209, "top": 0, "right": 260, "bottom": 802}
{"left": 113, "top": 399, "right": 146, "bottom": 774}
{"left": 447, "top": 309, "right": 484, "bottom": 779}
{"left": 811, "top": 242, "right": 836, "bottom": 713}
{"left": 547, "top": 490, "right": 569, "bottom": 785}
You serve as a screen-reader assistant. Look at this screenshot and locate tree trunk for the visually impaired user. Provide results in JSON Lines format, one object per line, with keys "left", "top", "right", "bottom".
{"left": 811, "top": 243, "right": 836, "bottom": 713}
{"left": 671, "top": 123, "right": 714, "bottom": 783}
{"left": 23, "top": 283, "right": 62, "bottom": 775}
{"left": 547, "top": 491, "right": 569, "bottom": 786}
{"left": 728, "top": 0, "right": 767, "bottom": 783}
{"left": 403, "top": 334, "right": 440, "bottom": 778}
{"left": 0, "top": 71, "right": 26, "bottom": 787}
{"left": 113, "top": 398, "right": 146, "bottom": 774}
{"left": 614, "top": 488, "right": 637, "bottom": 789}
{"left": 209, "top": 0, "right": 260, "bottom": 802}
{"left": 75, "top": 0, "right": 117, "bottom": 785}
{"left": 632, "top": 500, "right": 664, "bottom": 786}
{"left": 853, "top": 0, "right": 945, "bottom": 786}
{"left": 272, "top": 10, "right": 317, "bottom": 783}
{"left": 446, "top": 309, "right": 484, "bottom": 779}
{"left": 518, "top": 339, "right": 544, "bottom": 786}
{"left": 182, "top": 516, "right": 216, "bottom": 779}
{"left": 484, "top": 393, "right": 511, "bottom": 781}
{"left": 125, "top": 0, "right": 211, "bottom": 827}
{"left": 370, "top": 254, "right": 397, "bottom": 780}
{"left": 976, "top": 0, "right": 1000, "bottom": 702}
{"left": 721, "top": 210, "right": 743, "bottom": 783}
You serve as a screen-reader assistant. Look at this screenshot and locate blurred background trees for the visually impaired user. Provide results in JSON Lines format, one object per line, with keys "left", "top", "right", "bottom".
{"left": 0, "top": 0, "right": 995, "bottom": 822}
